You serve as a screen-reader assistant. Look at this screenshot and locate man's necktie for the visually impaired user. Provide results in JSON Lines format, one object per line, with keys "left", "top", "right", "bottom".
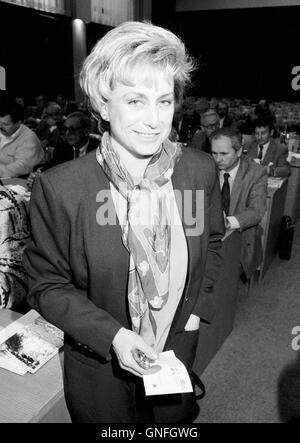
{"left": 258, "top": 144, "right": 264, "bottom": 160}
{"left": 221, "top": 172, "right": 231, "bottom": 216}
{"left": 73, "top": 148, "right": 80, "bottom": 159}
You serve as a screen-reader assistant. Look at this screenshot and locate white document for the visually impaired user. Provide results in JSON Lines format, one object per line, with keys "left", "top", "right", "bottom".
{"left": 268, "top": 177, "right": 283, "bottom": 188}
{"left": 0, "top": 310, "right": 63, "bottom": 375}
{"left": 143, "top": 350, "right": 193, "bottom": 396}
{"left": 0, "top": 310, "right": 39, "bottom": 345}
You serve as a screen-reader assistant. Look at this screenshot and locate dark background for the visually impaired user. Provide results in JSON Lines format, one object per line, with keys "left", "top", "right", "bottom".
{"left": 176, "top": 6, "right": 300, "bottom": 102}
{"left": 0, "top": 2, "right": 74, "bottom": 101}
{"left": 1, "top": 1, "right": 300, "bottom": 103}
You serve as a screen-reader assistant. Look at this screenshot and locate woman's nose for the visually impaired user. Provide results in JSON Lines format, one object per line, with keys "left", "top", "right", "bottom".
{"left": 143, "top": 105, "right": 159, "bottom": 127}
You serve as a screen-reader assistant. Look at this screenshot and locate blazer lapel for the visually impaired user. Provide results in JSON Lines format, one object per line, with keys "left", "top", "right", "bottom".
{"left": 247, "top": 143, "right": 257, "bottom": 159}
{"left": 230, "top": 160, "right": 247, "bottom": 214}
{"left": 262, "top": 140, "right": 276, "bottom": 166}
{"left": 96, "top": 165, "right": 129, "bottom": 267}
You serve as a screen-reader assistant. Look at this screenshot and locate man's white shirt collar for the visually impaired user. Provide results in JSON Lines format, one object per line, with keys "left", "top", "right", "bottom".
{"left": 219, "top": 160, "right": 240, "bottom": 189}
{"left": 74, "top": 139, "right": 89, "bottom": 157}
{"left": 257, "top": 140, "right": 270, "bottom": 160}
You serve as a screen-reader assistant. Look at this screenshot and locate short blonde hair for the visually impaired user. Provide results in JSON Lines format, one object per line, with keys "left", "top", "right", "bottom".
{"left": 80, "top": 21, "right": 194, "bottom": 118}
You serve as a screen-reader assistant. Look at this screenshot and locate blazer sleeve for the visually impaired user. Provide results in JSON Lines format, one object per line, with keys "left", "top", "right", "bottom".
{"left": 193, "top": 164, "right": 225, "bottom": 321}
{"left": 23, "top": 173, "right": 122, "bottom": 360}
{"left": 234, "top": 169, "right": 268, "bottom": 231}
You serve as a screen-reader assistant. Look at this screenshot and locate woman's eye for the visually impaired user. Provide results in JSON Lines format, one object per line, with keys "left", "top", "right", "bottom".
{"left": 128, "top": 99, "right": 142, "bottom": 105}
{"left": 160, "top": 100, "right": 172, "bottom": 106}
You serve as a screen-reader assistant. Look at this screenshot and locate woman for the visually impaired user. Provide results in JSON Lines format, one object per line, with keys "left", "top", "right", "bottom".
{"left": 24, "top": 21, "right": 224, "bottom": 423}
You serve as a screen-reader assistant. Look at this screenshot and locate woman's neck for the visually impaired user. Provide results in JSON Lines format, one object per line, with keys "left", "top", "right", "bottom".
{"left": 125, "top": 159, "right": 150, "bottom": 184}
{"left": 112, "top": 143, "right": 151, "bottom": 185}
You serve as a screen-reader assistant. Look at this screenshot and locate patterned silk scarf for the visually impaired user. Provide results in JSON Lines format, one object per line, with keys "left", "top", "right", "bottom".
{"left": 96, "top": 132, "right": 182, "bottom": 336}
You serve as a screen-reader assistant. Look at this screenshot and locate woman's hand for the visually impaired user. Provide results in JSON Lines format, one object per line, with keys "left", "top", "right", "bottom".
{"left": 112, "top": 327, "right": 160, "bottom": 377}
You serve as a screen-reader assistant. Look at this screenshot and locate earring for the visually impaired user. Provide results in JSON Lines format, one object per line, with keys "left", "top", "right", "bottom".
{"left": 101, "top": 107, "right": 108, "bottom": 121}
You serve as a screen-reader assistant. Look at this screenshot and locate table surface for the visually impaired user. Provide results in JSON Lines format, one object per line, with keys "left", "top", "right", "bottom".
{"left": 0, "top": 309, "right": 70, "bottom": 423}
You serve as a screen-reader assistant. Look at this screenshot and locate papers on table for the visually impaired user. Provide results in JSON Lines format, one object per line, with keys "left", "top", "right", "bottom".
{"left": 143, "top": 350, "right": 193, "bottom": 396}
{"left": 268, "top": 177, "right": 284, "bottom": 189}
{"left": 0, "top": 310, "right": 63, "bottom": 376}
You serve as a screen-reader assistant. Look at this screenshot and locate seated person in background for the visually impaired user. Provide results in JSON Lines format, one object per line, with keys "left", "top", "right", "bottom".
{"left": 34, "top": 93, "right": 48, "bottom": 120}
{"left": 14, "top": 96, "right": 25, "bottom": 109}
{"left": 56, "top": 92, "right": 78, "bottom": 116}
{"left": 36, "top": 102, "right": 66, "bottom": 152}
{"left": 27, "top": 111, "right": 99, "bottom": 189}
{"left": 50, "top": 111, "right": 99, "bottom": 167}
{"left": 245, "top": 116, "right": 290, "bottom": 177}
{"left": 255, "top": 99, "right": 276, "bottom": 124}
{"left": 216, "top": 100, "right": 236, "bottom": 128}
{"left": 172, "top": 105, "right": 198, "bottom": 145}
{"left": 0, "top": 99, "right": 44, "bottom": 178}
{"left": 190, "top": 109, "right": 220, "bottom": 153}
{"left": 211, "top": 127, "right": 268, "bottom": 282}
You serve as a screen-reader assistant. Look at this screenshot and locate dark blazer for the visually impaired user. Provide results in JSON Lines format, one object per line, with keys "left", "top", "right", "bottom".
{"left": 190, "top": 130, "right": 211, "bottom": 153}
{"left": 229, "top": 156, "right": 268, "bottom": 279}
{"left": 36, "top": 121, "right": 65, "bottom": 149}
{"left": 49, "top": 136, "right": 99, "bottom": 168}
{"left": 24, "top": 147, "right": 224, "bottom": 423}
{"left": 175, "top": 114, "right": 199, "bottom": 144}
{"left": 246, "top": 138, "right": 290, "bottom": 177}
{"left": 220, "top": 114, "right": 237, "bottom": 128}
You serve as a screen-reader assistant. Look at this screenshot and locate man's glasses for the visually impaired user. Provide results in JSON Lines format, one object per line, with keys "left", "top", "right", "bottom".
{"left": 62, "top": 125, "right": 82, "bottom": 134}
{"left": 46, "top": 111, "right": 61, "bottom": 117}
{"left": 203, "top": 123, "right": 219, "bottom": 130}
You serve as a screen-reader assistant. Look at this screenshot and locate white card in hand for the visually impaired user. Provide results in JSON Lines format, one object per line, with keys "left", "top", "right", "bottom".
{"left": 143, "top": 350, "right": 193, "bottom": 396}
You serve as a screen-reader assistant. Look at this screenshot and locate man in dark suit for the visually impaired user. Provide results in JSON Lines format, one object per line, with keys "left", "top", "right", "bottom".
{"left": 211, "top": 127, "right": 268, "bottom": 281}
{"left": 50, "top": 111, "right": 99, "bottom": 167}
{"left": 245, "top": 115, "right": 290, "bottom": 177}
{"left": 216, "top": 100, "right": 236, "bottom": 129}
{"left": 190, "top": 110, "right": 220, "bottom": 153}
{"left": 27, "top": 111, "right": 99, "bottom": 190}
{"left": 172, "top": 106, "right": 198, "bottom": 145}
{"left": 56, "top": 92, "right": 78, "bottom": 116}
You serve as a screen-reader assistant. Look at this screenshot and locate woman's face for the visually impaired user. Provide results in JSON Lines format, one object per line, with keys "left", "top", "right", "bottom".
{"left": 105, "top": 67, "right": 175, "bottom": 160}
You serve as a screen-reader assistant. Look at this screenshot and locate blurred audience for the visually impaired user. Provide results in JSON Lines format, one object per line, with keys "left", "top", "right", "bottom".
{"left": 50, "top": 111, "right": 99, "bottom": 167}
{"left": 36, "top": 102, "right": 66, "bottom": 151}
{"left": 245, "top": 115, "right": 290, "bottom": 177}
{"left": 34, "top": 92, "right": 48, "bottom": 120}
{"left": 172, "top": 105, "right": 198, "bottom": 145}
{"left": 216, "top": 100, "right": 237, "bottom": 128}
{"left": 190, "top": 110, "right": 220, "bottom": 153}
{"left": 27, "top": 111, "right": 99, "bottom": 190}
{"left": 56, "top": 92, "right": 78, "bottom": 116}
{"left": 0, "top": 98, "right": 44, "bottom": 178}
